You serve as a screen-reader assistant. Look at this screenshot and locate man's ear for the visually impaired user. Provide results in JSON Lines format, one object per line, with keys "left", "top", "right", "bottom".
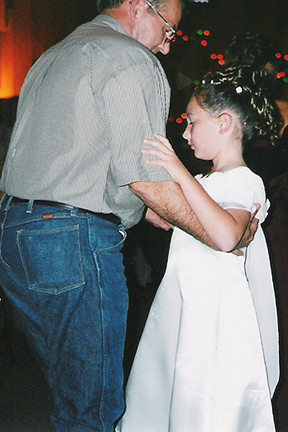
{"left": 218, "top": 113, "right": 232, "bottom": 134}
{"left": 129, "top": 0, "right": 146, "bottom": 22}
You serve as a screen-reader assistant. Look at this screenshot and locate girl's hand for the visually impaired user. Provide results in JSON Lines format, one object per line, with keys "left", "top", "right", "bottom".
{"left": 143, "top": 134, "right": 190, "bottom": 184}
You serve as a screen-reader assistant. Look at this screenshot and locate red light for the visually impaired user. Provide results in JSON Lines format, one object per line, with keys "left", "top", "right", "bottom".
{"left": 176, "top": 30, "right": 183, "bottom": 36}
{"left": 277, "top": 71, "right": 287, "bottom": 78}
{"left": 217, "top": 54, "right": 224, "bottom": 60}
{"left": 276, "top": 52, "right": 282, "bottom": 59}
{"left": 219, "top": 59, "right": 225, "bottom": 66}
{"left": 176, "top": 118, "right": 183, "bottom": 124}
{"left": 210, "top": 53, "right": 217, "bottom": 60}
{"left": 168, "top": 117, "right": 174, "bottom": 122}
{"left": 183, "top": 35, "right": 189, "bottom": 42}
{"left": 201, "top": 40, "right": 208, "bottom": 47}
{"left": 181, "top": 113, "right": 188, "bottom": 119}
{"left": 284, "top": 55, "right": 288, "bottom": 61}
{"left": 203, "top": 30, "right": 210, "bottom": 36}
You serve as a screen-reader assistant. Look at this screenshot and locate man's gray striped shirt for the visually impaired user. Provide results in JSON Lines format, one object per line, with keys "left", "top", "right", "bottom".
{"left": 1, "top": 15, "right": 172, "bottom": 228}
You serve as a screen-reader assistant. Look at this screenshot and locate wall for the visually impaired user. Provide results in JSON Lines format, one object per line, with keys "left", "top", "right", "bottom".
{"left": 0, "top": 0, "right": 33, "bottom": 98}
{"left": 0, "top": 0, "right": 91, "bottom": 99}
{"left": 0, "top": 0, "right": 288, "bottom": 99}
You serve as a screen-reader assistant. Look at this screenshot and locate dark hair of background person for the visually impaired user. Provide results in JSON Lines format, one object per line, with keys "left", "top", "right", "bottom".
{"left": 224, "top": 31, "right": 288, "bottom": 183}
{"left": 225, "top": 31, "right": 286, "bottom": 100}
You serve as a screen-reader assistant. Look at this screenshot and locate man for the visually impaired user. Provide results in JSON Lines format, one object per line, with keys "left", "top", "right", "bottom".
{"left": 0, "top": 1, "right": 255, "bottom": 431}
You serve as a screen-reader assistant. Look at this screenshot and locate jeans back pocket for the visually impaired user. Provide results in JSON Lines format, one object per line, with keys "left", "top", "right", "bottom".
{"left": 17, "top": 224, "right": 85, "bottom": 295}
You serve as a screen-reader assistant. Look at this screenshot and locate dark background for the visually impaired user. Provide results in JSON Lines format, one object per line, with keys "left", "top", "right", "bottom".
{"left": 1, "top": 1, "right": 288, "bottom": 431}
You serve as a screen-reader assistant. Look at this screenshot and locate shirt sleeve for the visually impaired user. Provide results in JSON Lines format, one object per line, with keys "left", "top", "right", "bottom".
{"left": 201, "top": 168, "right": 269, "bottom": 223}
{"left": 101, "top": 60, "right": 173, "bottom": 186}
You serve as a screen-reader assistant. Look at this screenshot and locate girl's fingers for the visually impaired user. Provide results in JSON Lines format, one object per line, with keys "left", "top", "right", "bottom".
{"left": 142, "top": 149, "right": 171, "bottom": 163}
{"left": 144, "top": 139, "right": 174, "bottom": 155}
{"left": 144, "top": 139, "right": 164, "bottom": 148}
{"left": 153, "top": 133, "right": 173, "bottom": 150}
{"left": 142, "top": 148, "right": 163, "bottom": 158}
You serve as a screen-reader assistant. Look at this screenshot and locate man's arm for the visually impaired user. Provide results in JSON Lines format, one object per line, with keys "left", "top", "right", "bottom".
{"left": 145, "top": 207, "right": 174, "bottom": 231}
{"left": 130, "top": 181, "right": 258, "bottom": 251}
{"left": 130, "top": 181, "right": 218, "bottom": 249}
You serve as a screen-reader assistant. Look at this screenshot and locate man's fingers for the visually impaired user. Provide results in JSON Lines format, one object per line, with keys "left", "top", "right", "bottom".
{"left": 250, "top": 203, "right": 261, "bottom": 220}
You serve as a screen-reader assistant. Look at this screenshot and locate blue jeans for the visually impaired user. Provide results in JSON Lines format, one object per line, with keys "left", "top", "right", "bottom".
{"left": 0, "top": 197, "right": 129, "bottom": 431}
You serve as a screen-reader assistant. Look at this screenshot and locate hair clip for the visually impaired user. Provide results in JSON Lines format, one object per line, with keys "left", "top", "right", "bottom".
{"left": 202, "top": 79, "right": 214, "bottom": 85}
{"left": 235, "top": 85, "right": 243, "bottom": 94}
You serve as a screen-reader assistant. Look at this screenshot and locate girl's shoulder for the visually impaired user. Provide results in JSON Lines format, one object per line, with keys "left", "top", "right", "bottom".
{"left": 197, "top": 166, "right": 263, "bottom": 187}
{"left": 198, "top": 166, "right": 268, "bottom": 221}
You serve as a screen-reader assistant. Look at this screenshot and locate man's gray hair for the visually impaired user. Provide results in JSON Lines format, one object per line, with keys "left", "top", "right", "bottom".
{"left": 96, "top": 0, "right": 167, "bottom": 14}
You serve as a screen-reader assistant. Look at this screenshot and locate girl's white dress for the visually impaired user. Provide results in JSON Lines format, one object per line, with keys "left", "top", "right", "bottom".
{"left": 117, "top": 167, "right": 279, "bottom": 432}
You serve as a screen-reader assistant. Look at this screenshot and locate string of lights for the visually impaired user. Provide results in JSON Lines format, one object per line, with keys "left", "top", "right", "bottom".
{"left": 169, "top": 29, "right": 288, "bottom": 125}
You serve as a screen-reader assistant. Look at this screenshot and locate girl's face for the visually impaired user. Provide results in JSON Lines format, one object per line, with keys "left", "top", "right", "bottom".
{"left": 183, "top": 97, "right": 221, "bottom": 161}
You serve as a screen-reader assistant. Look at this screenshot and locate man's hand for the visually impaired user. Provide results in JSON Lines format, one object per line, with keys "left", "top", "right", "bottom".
{"left": 232, "top": 204, "right": 260, "bottom": 255}
{"left": 240, "top": 205, "right": 260, "bottom": 247}
{"left": 130, "top": 181, "right": 218, "bottom": 249}
{"left": 145, "top": 207, "right": 173, "bottom": 231}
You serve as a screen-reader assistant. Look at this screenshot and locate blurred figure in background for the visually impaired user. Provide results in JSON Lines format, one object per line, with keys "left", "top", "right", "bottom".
{"left": 226, "top": 31, "right": 288, "bottom": 432}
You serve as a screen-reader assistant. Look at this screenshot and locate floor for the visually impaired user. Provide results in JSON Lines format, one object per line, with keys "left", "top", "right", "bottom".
{"left": 1, "top": 320, "right": 287, "bottom": 432}
{"left": 1, "top": 264, "right": 288, "bottom": 432}
{"left": 1, "top": 302, "right": 286, "bottom": 432}
{"left": 0, "top": 222, "right": 167, "bottom": 432}
{"left": 0, "top": 302, "right": 54, "bottom": 432}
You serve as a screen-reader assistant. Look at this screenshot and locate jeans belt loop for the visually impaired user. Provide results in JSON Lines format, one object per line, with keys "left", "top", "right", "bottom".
{"left": 6, "top": 196, "right": 121, "bottom": 226}
{"left": 1, "top": 194, "right": 13, "bottom": 211}
{"left": 70, "top": 207, "right": 78, "bottom": 217}
{"left": 27, "top": 199, "right": 34, "bottom": 214}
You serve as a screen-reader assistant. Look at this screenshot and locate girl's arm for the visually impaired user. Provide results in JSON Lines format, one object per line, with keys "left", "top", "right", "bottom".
{"left": 143, "top": 135, "right": 251, "bottom": 252}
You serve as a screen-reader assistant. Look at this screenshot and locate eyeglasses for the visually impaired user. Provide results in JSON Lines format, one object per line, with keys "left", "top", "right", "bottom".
{"left": 144, "top": 0, "right": 176, "bottom": 43}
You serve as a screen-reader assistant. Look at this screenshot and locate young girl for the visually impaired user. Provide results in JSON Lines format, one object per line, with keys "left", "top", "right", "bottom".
{"left": 117, "top": 65, "right": 280, "bottom": 432}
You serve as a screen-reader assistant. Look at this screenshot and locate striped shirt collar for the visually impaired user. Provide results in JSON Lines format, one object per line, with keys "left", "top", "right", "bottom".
{"left": 92, "top": 14, "right": 130, "bottom": 38}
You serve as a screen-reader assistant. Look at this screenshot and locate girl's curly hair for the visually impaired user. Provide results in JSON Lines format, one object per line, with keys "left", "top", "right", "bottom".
{"left": 193, "top": 65, "right": 282, "bottom": 147}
